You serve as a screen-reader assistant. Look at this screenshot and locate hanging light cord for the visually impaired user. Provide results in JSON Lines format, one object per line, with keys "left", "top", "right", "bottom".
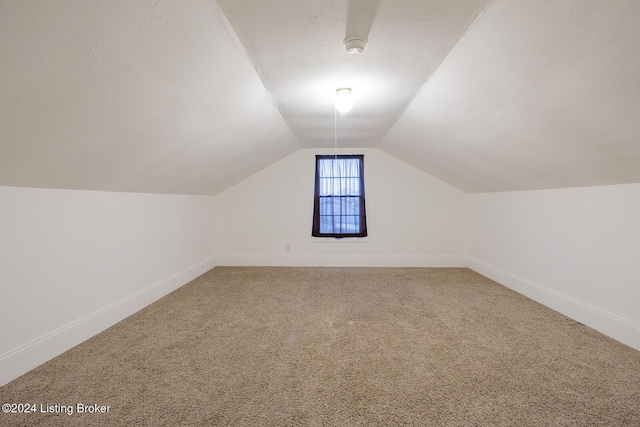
{"left": 334, "top": 106, "right": 338, "bottom": 160}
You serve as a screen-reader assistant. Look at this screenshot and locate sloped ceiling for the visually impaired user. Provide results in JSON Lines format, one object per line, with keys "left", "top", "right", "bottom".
{"left": 0, "top": 0, "right": 297, "bottom": 194}
{"left": 216, "top": 0, "right": 489, "bottom": 148}
{"left": 380, "top": 0, "right": 640, "bottom": 192}
{"left": 1, "top": 0, "right": 639, "bottom": 195}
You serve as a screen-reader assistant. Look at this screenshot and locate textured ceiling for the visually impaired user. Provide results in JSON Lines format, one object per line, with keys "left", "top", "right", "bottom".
{"left": 216, "top": 0, "right": 489, "bottom": 148}
{"left": 1, "top": 0, "right": 640, "bottom": 194}
{"left": 380, "top": 0, "right": 640, "bottom": 192}
{"left": 0, "top": 0, "right": 297, "bottom": 194}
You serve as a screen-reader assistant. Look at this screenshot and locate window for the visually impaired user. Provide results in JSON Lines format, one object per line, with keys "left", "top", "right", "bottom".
{"left": 312, "top": 154, "right": 367, "bottom": 238}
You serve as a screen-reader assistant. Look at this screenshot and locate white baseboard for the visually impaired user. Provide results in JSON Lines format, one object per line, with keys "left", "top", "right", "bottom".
{"left": 7, "top": 255, "right": 633, "bottom": 387}
{"left": 216, "top": 254, "right": 468, "bottom": 267}
{"left": 0, "top": 256, "right": 217, "bottom": 387}
{"left": 467, "top": 257, "right": 640, "bottom": 351}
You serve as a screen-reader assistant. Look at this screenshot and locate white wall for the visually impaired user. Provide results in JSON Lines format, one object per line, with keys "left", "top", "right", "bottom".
{"left": 216, "top": 148, "right": 468, "bottom": 266}
{"left": 4, "top": 156, "right": 639, "bottom": 386}
{"left": 468, "top": 183, "right": 640, "bottom": 350}
{"left": 0, "top": 186, "right": 217, "bottom": 385}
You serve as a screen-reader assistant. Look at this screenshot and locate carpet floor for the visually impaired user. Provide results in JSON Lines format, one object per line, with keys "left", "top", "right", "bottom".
{"left": 1, "top": 267, "right": 639, "bottom": 426}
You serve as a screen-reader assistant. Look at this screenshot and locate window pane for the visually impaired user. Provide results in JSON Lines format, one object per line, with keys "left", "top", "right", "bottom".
{"left": 320, "top": 215, "right": 333, "bottom": 234}
{"left": 319, "top": 198, "right": 329, "bottom": 216}
{"left": 333, "top": 215, "right": 342, "bottom": 233}
{"left": 344, "top": 197, "right": 359, "bottom": 216}
{"left": 343, "top": 178, "right": 360, "bottom": 195}
{"left": 341, "top": 215, "right": 359, "bottom": 233}
{"left": 318, "top": 177, "right": 331, "bottom": 196}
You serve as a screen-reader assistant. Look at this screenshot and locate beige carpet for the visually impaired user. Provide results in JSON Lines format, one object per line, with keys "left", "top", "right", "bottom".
{"left": 1, "top": 267, "right": 639, "bottom": 426}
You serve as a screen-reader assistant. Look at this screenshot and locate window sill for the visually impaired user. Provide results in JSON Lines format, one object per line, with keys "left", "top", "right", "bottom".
{"left": 311, "top": 237, "right": 370, "bottom": 243}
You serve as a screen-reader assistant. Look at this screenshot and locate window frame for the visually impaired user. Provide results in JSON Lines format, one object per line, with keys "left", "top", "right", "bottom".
{"left": 311, "top": 154, "right": 368, "bottom": 238}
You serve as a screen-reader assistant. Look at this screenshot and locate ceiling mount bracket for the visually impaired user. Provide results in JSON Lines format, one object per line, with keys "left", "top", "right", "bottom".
{"left": 344, "top": 36, "right": 367, "bottom": 54}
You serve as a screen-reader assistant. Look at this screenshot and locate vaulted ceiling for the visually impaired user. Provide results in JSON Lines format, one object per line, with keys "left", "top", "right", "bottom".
{"left": 1, "top": 0, "right": 639, "bottom": 194}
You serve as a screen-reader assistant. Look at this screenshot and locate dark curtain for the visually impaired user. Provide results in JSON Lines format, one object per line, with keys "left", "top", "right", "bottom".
{"left": 312, "top": 154, "right": 367, "bottom": 237}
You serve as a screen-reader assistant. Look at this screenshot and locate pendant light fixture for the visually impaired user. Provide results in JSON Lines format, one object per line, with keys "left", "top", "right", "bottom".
{"left": 335, "top": 88, "right": 353, "bottom": 113}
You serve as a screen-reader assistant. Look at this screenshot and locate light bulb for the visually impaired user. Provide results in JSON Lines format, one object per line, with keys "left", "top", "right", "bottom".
{"left": 335, "top": 88, "right": 353, "bottom": 113}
